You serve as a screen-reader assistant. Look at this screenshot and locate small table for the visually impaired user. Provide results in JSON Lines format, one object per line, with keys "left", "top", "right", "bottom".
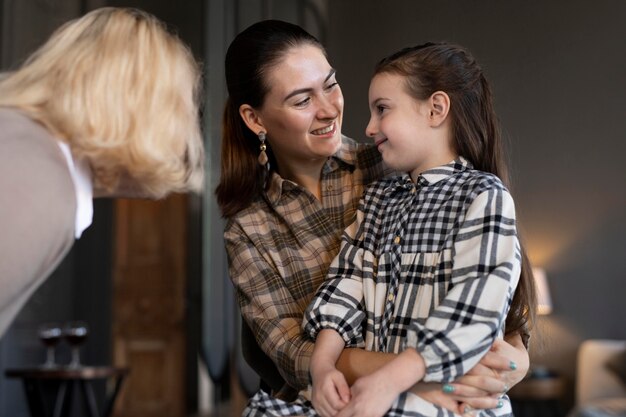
{"left": 509, "top": 374, "right": 566, "bottom": 417}
{"left": 5, "top": 366, "right": 129, "bottom": 417}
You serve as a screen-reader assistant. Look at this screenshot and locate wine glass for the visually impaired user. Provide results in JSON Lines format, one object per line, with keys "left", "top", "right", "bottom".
{"left": 63, "top": 321, "right": 89, "bottom": 368}
{"left": 38, "top": 323, "right": 62, "bottom": 368}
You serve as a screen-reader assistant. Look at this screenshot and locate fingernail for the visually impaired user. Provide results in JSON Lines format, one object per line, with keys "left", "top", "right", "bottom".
{"left": 442, "top": 384, "right": 455, "bottom": 393}
{"left": 509, "top": 361, "right": 517, "bottom": 370}
{"left": 497, "top": 400, "right": 504, "bottom": 408}
{"left": 502, "top": 383, "right": 509, "bottom": 393}
{"left": 463, "top": 405, "right": 474, "bottom": 413}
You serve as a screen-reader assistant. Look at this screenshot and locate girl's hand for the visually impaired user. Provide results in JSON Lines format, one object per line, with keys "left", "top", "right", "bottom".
{"left": 311, "top": 366, "right": 351, "bottom": 417}
{"left": 336, "top": 372, "right": 400, "bottom": 417}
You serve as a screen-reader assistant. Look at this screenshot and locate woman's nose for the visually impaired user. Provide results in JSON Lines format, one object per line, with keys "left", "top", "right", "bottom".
{"left": 317, "top": 96, "right": 339, "bottom": 120}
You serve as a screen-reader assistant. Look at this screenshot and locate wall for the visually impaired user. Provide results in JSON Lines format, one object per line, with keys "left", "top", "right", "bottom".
{"left": 326, "top": 0, "right": 626, "bottom": 411}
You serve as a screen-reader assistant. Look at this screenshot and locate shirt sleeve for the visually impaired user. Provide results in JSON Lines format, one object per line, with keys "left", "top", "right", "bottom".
{"left": 404, "top": 187, "right": 522, "bottom": 382}
{"left": 224, "top": 220, "right": 314, "bottom": 390}
{"left": 303, "top": 209, "right": 367, "bottom": 347}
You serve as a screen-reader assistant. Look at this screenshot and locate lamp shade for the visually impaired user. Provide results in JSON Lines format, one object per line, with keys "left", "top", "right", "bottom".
{"left": 532, "top": 267, "right": 553, "bottom": 315}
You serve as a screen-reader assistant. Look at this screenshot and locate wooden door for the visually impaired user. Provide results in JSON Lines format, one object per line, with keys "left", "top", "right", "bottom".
{"left": 112, "top": 195, "right": 187, "bottom": 417}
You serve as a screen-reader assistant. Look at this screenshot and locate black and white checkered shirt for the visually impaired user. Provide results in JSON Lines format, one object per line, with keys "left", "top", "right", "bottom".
{"left": 303, "top": 157, "right": 520, "bottom": 416}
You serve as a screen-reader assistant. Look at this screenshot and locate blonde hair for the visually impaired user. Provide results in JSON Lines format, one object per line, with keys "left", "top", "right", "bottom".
{"left": 0, "top": 7, "right": 204, "bottom": 198}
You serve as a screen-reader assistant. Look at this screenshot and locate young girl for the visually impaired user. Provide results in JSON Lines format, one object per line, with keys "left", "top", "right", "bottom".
{"left": 304, "top": 42, "right": 536, "bottom": 417}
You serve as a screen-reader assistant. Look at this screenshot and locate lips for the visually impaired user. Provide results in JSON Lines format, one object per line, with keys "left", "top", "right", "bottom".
{"left": 375, "top": 138, "right": 388, "bottom": 147}
{"left": 311, "top": 123, "right": 335, "bottom": 135}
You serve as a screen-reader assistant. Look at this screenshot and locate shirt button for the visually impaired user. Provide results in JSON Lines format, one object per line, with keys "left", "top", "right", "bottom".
{"left": 387, "top": 293, "right": 395, "bottom": 302}
{"left": 394, "top": 236, "right": 401, "bottom": 244}
{"left": 326, "top": 184, "right": 333, "bottom": 191}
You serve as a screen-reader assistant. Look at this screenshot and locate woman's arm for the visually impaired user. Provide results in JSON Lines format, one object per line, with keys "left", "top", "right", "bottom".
{"left": 225, "top": 221, "right": 314, "bottom": 390}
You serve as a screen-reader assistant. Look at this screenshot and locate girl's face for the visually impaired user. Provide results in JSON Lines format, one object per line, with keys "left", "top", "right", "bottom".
{"left": 366, "top": 72, "right": 453, "bottom": 180}
{"left": 255, "top": 44, "right": 344, "bottom": 173}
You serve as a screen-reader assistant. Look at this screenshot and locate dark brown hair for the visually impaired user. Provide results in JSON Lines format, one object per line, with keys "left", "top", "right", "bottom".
{"left": 375, "top": 42, "right": 537, "bottom": 343}
{"left": 215, "top": 20, "right": 324, "bottom": 218}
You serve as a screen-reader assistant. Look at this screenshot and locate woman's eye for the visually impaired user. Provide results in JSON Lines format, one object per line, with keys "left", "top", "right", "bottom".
{"left": 325, "top": 81, "right": 339, "bottom": 91}
{"left": 295, "top": 97, "right": 311, "bottom": 107}
{"left": 377, "top": 105, "right": 386, "bottom": 114}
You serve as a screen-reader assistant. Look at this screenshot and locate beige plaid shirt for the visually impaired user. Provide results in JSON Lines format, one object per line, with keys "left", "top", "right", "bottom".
{"left": 224, "top": 136, "right": 390, "bottom": 392}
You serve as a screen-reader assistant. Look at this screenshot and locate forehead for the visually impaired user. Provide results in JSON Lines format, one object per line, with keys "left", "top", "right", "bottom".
{"left": 369, "top": 72, "right": 406, "bottom": 96}
{"left": 264, "top": 44, "right": 331, "bottom": 96}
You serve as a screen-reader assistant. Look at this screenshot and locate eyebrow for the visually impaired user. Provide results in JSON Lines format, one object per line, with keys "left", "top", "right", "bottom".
{"left": 370, "top": 97, "right": 389, "bottom": 108}
{"left": 283, "top": 69, "right": 336, "bottom": 102}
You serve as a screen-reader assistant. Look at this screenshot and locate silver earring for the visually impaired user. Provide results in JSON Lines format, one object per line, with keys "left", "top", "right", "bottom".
{"left": 257, "top": 131, "right": 268, "bottom": 166}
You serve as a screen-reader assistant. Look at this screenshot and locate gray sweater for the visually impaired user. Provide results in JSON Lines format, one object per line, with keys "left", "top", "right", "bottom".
{"left": 0, "top": 108, "right": 76, "bottom": 337}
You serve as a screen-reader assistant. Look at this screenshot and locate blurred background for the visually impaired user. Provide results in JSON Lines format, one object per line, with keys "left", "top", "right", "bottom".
{"left": 0, "top": 1, "right": 624, "bottom": 416}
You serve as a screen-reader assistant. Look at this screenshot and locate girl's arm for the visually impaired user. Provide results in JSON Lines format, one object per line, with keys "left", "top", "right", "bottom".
{"left": 310, "top": 330, "right": 351, "bottom": 417}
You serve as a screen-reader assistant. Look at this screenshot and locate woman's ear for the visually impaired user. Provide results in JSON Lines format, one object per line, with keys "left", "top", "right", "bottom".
{"left": 428, "top": 91, "right": 450, "bottom": 127}
{"left": 239, "top": 104, "right": 265, "bottom": 135}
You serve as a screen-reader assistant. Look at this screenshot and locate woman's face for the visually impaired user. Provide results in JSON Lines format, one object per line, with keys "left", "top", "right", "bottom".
{"left": 255, "top": 44, "right": 344, "bottom": 172}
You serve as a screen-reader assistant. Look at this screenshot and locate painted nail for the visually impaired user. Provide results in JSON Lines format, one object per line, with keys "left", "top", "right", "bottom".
{"left": 509, "top": 361, "right": 517, "bottom": 370}
{"left": 463, "top": 405, "right": 474, "bottom": 414}
{"left": 442, "top": 384, "right": 455, "bottom": 393}
{"left": 502, "top": 383, "right": 509, "bottom": 393}
{"left": 497, "top": 400, "right": 504, "bottom": 408}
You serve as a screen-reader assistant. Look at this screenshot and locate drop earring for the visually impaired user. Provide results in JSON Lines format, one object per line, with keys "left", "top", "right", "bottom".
{"left": 258, "top": 131, "right": 268, "bottom": 166}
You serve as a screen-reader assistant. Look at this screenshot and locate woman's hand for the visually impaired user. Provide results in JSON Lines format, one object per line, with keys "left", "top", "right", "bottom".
{"left": 410, "top": 334, "right": 529, "bottom": 415}
{"left": 408, "top": 383, "right": 463, "bottom": 413}
{"left": 443, "top": 333, "right": 529, "bottom": 414}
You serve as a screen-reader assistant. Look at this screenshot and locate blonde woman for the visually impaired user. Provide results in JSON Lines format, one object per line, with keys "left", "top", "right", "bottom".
{"left": 0, "top": 7, "right": 204, "bottom": 336}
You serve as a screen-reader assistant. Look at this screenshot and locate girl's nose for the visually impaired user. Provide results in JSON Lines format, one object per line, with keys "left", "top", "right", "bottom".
{"left": 365, "top": 117, "right": 377, "bottom": 138}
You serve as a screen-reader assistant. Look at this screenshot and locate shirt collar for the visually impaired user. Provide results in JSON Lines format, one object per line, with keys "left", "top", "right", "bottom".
{"left": 56, "top": 141, "right": 94, "bottom": 239}
{"left": 420, "top": 156, "right": 472, "bottom": 184}
{"left": 265, "top": 136, "right": 356, "bottom": 205}
{"left": 387, "top": 156, "right": 473, "bottom": 191}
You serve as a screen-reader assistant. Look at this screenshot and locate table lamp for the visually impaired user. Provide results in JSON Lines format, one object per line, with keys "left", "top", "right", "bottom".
{"left": 533, "top": 267, "right": 553, "bottom": 315}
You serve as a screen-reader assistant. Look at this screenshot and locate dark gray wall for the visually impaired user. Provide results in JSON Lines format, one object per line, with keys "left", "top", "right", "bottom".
{"left": 326, "top": 0, "right": 626, "bottom": 411}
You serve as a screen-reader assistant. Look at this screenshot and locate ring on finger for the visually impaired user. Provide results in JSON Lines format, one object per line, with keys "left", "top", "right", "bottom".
{"left": 463, "top": 405, "right": 476, "bottom": 416}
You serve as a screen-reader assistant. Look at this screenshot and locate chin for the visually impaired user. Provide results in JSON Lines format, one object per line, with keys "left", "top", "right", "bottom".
{"left": 330, "top": 132, "right": 343, "bottom": 151}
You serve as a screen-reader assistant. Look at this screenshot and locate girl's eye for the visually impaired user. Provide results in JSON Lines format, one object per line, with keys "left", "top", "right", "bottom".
{"left": 376, "top": 105, "right": 387, "bottom": 114}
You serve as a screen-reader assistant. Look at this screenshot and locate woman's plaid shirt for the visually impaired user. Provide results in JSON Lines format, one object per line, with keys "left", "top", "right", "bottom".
{"left": 225, "top": 136, "right": 390, "bottom": 393}
{"left": 304, "top": 158, "right": 522, "bottom": 386}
